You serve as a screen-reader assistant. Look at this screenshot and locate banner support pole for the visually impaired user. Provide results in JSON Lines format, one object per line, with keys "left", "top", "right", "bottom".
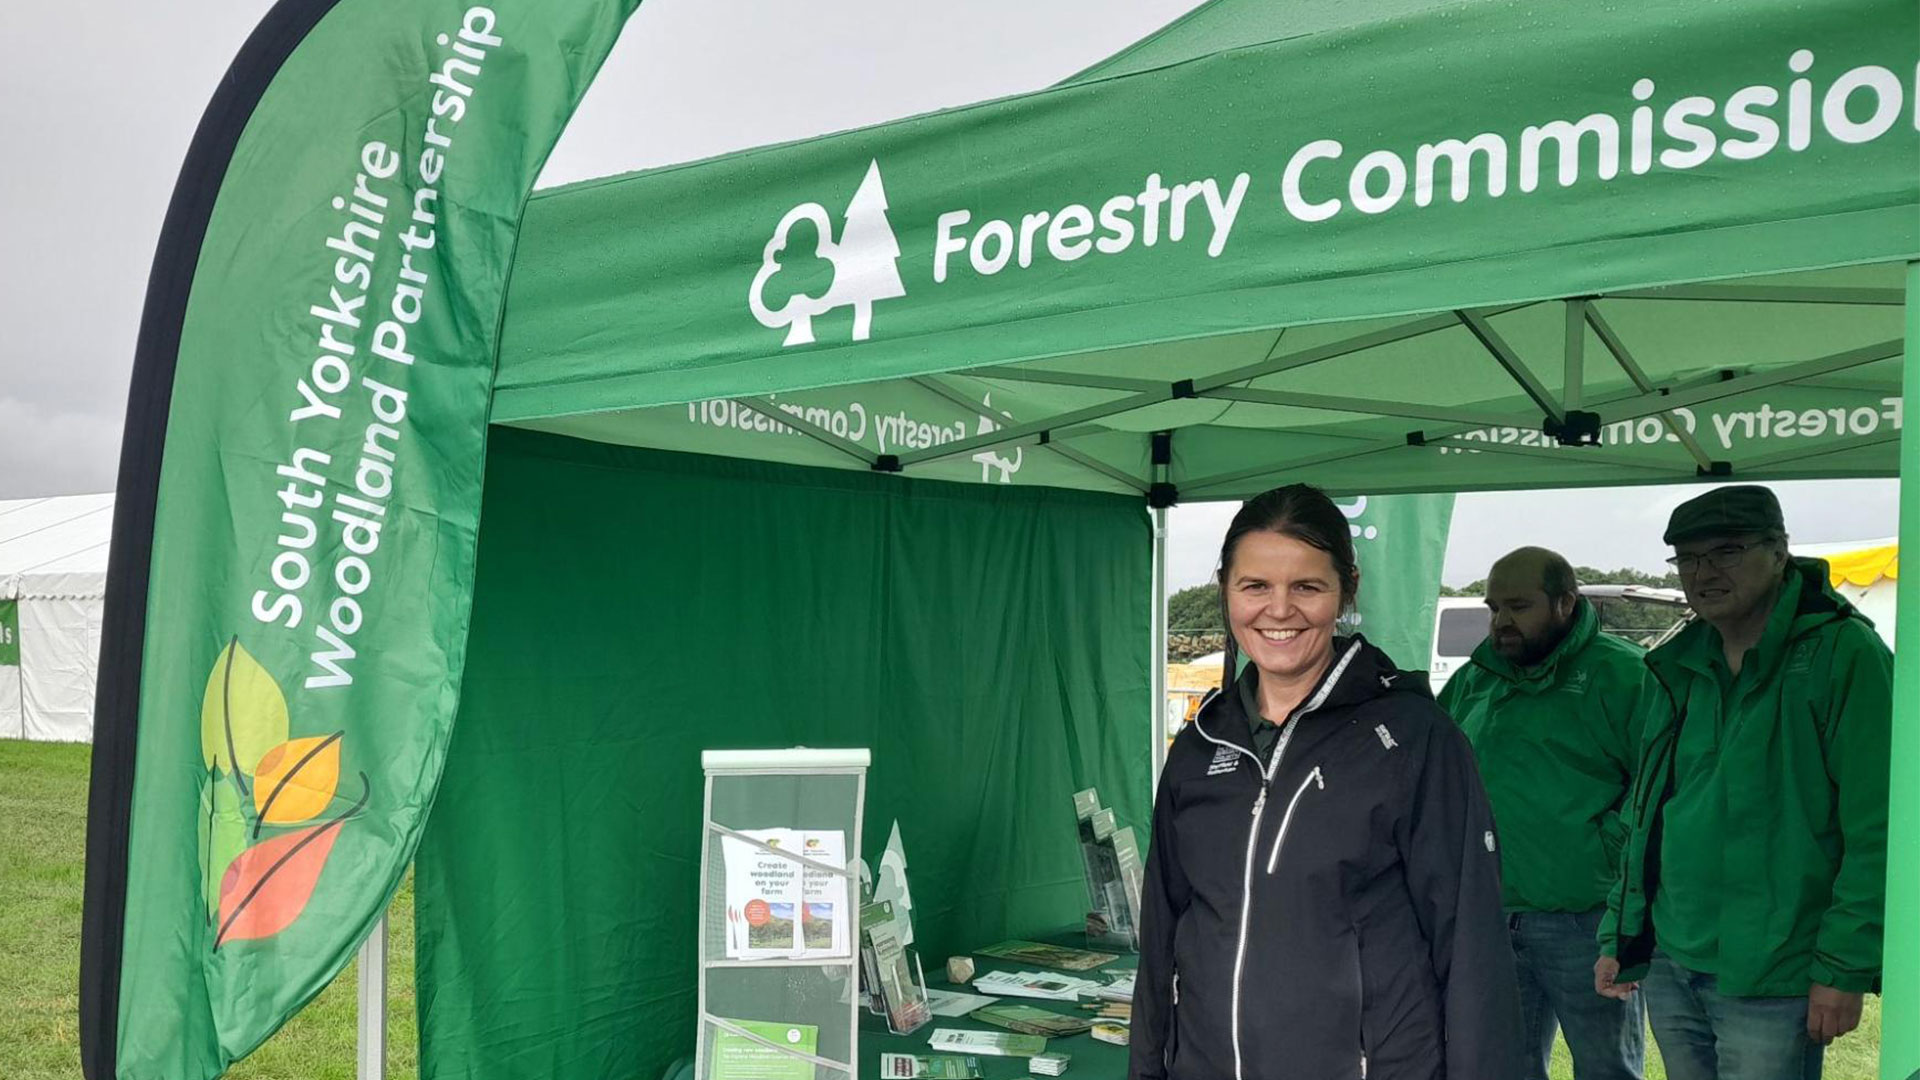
{"left": 357, "top": 910, "right": 387, "bottom": 1080}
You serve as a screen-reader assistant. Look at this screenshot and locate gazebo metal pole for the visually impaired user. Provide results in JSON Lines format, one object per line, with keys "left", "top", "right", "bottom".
{"left": 1150, "top": 509, "right": 1170, "bottom": 786}
{"left": 1564, "top": 299, "right": 1586, "bottom": 412}
{"left": 1880, "top": 261, "right": 1920, "bottom": 1080}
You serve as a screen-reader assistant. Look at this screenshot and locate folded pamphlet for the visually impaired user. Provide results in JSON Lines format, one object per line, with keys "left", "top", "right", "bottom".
{"left": 973, "top": 970, "right": 1104, "bottom": 1001}
{"left": 927, "top": 1029, "right": 1048, "bottom": 1058}
{"left": 878, "top": 1053, "right": 983, "bottom": 1079}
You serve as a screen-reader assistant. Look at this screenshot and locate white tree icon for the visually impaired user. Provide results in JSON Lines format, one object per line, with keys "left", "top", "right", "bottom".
{"left": 748, "top": 160, "right": 906, "bottom": 347}
{"left": 822, "top": 160, "right": 907, "bottom": 342}
{"left": 748, "top": 203, "right": 839, "bottom": 346}
{"left": 972, "top": 394, "right": 1023, "bottom": 484}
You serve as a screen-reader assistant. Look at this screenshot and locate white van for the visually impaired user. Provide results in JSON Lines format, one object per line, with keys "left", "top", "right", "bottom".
{"left": 1428, "top": 585, "right": 1690, "bottom": 693}
{"left": 1428, "top": 598, "right": 1490, "bottom": 694}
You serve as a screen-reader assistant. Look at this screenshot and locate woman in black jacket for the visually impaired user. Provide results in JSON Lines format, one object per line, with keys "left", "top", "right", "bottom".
{"left": 1128, "top": 485, "right": 1520, "bottom": 1080}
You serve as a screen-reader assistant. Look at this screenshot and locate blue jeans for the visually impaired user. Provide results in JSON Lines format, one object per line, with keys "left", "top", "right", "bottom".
{"left": 1510, "top": 909, "right": 1645, "bottom": 1080}
{"left": 1641, "top": 955, "right": 1824, "bottom": 1080}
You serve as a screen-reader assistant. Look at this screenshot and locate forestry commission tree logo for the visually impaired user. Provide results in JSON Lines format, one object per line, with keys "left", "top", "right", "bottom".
{"left": 748, "top": 159, "right": 905, "bottom": 346}
{"left": 972, "top": 393, "right": 1023, "bottom": 484}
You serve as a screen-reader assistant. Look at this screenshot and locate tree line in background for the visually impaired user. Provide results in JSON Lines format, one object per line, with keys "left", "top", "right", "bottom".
{"left": 1169, "top": 566, "right": 1688, "bottom": 638}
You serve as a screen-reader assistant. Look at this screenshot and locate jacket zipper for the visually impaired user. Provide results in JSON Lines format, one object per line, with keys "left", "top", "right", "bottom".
{"left": 1166, "top": 971, "right": 1180, "bottom": 1073}
{"left": 1197, "top": 639, "right": 1363, "bottom": 1080}
{"left": 1264, "top": 766, "right": 1325, "bottom": 874}
{"left": 1352, "top": 927, "right": 1368, "bottom": 1079}
{"left": 1229, "top": 729, "right": 1284, "bottom": 1080}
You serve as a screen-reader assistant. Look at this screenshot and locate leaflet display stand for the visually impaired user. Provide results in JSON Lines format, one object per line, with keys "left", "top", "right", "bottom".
{"left": 698, "top": 749, "right": 870, "bottom": 1080}
{"left": 1073, "top": 788, "right": 1143, "bottom": 952}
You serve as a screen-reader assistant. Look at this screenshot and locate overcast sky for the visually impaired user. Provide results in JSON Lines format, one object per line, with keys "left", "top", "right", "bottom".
{"left": 0, "top": 0, "right": 1900, "bottom": 587}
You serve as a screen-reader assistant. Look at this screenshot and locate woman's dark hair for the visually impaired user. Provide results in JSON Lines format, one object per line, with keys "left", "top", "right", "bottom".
{"left": 1215, "top": 484, "right": 1360, "bottom": 688}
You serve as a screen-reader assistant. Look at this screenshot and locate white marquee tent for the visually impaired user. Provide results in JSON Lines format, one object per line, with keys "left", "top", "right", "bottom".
{"left": 1799, "top": 537, "right": 1899, "bottom": 648}
{"left": 0, "top": 494, "right": 112, "bottom": 742}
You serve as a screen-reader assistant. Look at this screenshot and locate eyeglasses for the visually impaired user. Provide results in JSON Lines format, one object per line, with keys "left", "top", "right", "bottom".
{"left": 1666, "top": 540, "right": 1770, "bottom": 575}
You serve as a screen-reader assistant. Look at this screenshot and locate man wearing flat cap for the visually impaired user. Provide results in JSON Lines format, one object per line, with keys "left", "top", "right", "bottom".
{"left": 1594, "top": 486, "right": 1891, "bottom": 1080}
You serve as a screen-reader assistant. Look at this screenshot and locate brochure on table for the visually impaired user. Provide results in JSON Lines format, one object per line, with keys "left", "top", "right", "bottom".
{"left": 878, "top": 1053, "right": 983, "bottom": 1079}
{"left": 927, "top": 1029, "right": 1048, "bottom": 1058}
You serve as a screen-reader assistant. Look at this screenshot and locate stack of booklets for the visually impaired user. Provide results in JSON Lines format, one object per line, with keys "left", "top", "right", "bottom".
{"left": 1092, "top": 973, "right": 1135, "bottom": 1003}
{"left": 976, "top": 940, "right": 1117, "bottom": 972}
{"left": 974, "top": 970, "right": 1105, "bottom": 1001}
{"left": 927, "top": 1029, "right": 1048, "bottom": 1058}
{"left": 1030, "top": 1052, "right": 1071, "bottom": 1076}
{"left": 1072, "top": 790, "right": 1144, "bottom": 951}
{"left": 972, "top": 1003, "right": 1094, "bottom": 1038}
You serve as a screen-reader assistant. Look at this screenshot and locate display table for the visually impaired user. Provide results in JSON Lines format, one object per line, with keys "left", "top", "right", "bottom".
{"left": 858, "top": 941, "right": 1138, "bottom": 1080}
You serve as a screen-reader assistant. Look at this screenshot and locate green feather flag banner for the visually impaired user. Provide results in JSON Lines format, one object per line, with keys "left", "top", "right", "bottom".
{"left": 80, "top": 3, "right": 638, "bottom": 1077}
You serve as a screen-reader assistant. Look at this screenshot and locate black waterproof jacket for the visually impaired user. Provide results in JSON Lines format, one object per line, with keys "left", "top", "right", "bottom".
{"left": 1128, "top": 636, "right": 1522, "bottom": 1080}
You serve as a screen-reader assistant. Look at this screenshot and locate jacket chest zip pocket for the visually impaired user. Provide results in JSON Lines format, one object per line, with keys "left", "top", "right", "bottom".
{"left": 1265, "top": 766, "right": 1325, "bottom": 874}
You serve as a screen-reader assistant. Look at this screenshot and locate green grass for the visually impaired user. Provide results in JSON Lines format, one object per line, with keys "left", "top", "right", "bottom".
{"left": 0, "top": 738, "right": 1884, "bottom": 1079}
{"left": 0, "top": 739, "right": 417, "bottom": 1080}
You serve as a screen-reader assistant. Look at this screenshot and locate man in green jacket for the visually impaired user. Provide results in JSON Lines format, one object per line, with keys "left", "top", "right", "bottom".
{"left": 1439, "top": 546, "right": 1651, "bottom": 1080}
{"left": 1595, "top": 486, "right": 1891, "bottom": 1080}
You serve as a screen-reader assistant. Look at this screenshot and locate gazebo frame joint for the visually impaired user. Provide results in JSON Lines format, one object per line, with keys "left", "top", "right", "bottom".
{"left": 1543, "top": 409, "right": 1603, "bottom": 447}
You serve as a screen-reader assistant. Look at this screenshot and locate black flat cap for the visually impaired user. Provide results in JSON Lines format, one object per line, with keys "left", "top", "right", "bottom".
{"left": 1664, "top": 485, "right": 1785, "bottom": 545}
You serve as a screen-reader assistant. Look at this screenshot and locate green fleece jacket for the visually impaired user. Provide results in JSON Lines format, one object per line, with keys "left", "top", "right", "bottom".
{"left": 1599, "top": 558, "right": 1892, "bottom": 995}
{"left": 1438, "top": 599, "right": 1651, "bottom": 913}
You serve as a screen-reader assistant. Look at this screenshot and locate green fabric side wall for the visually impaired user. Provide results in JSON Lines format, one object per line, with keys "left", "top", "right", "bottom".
{"left": 414, "top": 428, "right": 1151, "bottom": 1080}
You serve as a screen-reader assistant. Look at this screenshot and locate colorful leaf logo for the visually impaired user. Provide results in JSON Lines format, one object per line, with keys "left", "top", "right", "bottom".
{"left": 252, "top": 733, "right": 344, "bottom": 831}
{"left": 214, "top": 774, "right": 370, "bottom": 949}
{"left": 216, "top": 822, "right": 341, "bottom": 946}
{"left": 191, "top": 636, "right": 369, "bottom": 950}
{"left": 197, "top": 772, "right": 248, "bottom": 923}
{"left": 200, "top": 637, "right": 290, "bottom": 792}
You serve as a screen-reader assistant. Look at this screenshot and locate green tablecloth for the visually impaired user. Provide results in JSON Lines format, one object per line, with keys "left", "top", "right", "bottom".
{"left": 665, "top": 937, "right": 1137, "bottom": 1080}
{"left": 860, "top": 942, "right": 1137, "bottom": 1080}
